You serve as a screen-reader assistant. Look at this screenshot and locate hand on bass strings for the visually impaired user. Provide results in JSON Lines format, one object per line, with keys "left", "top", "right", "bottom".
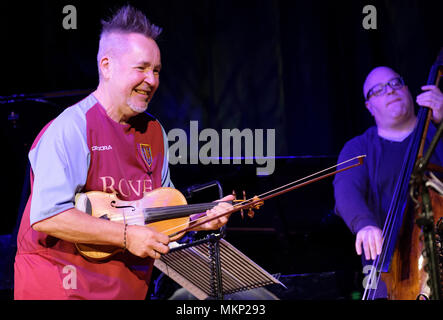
{"left": 355, "top": 225, "right": 383, "bottom": 261}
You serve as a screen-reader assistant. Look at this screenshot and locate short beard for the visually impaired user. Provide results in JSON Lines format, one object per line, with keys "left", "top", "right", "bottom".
{"left": 127, "top": 99, "right": 148, "bottom": 113}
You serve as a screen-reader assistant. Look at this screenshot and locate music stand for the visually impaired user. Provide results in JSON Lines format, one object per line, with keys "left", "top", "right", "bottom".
{"left": 154, "top": 232, "right": 284, "bottom": 300}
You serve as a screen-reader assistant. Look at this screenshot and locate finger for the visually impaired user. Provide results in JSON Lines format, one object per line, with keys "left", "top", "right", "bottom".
{"left": 416, "top": 98, "right": 434, "bottom": 108}
{"left": 417, "top": 90, "right": 439, "bottom": 100}
{"left": 201, "top": 210, "right": 217, "bottom": 227}
{"left": 207, "top": 206, "right": 231, "bottom": 221}
{"left": 375, "top": 232, "right": 383, "bottom": 256}
{"left": 145, "top": 225, "right": 170, "bottom": 244}
{"left": 151, "top": 249, "right": 161, "bottom": 259}
{"left": 156, "top": 232, "right": 170, "bottom": 245}
{"left": 212, "top": 214, "right": 229, "bottom": 225}
{"left": 355, "top": 234, "right": 362, "bottom": 255}
{"left": 417, "top": 100, "right": 443, "bottom": 121}
{"left": 416, "top": 96, "right": 431, "bottom": 103}
{"left": 362, "top": 237, "right": 371, "bottom": 261}
{"left": 211, "top": 215, "right": 227, "bottom": 227}
{"left": 153, "top": 242, "right": 170, "bottom": 255}
{"left": 416, "top": 92, "right": 431, "bottom": 101}
{"left": 421, "top": 85, "right": 437, "bottom": 91}
{"left": 214, "top": 207, "right": 230, "bottom": 222}
{"left": 211, "top": 204, "right": 233, "bottom": 218}
{"left": 216, "top": 203, "right": 234, "bottom": 217}
{"left": 215, "top": 194, "right": 235, "bottom": 203}
{"left": 216, "top": 202, "right": 234, "bottom": 210}
{"left": 368, "top": 233, "right": 377, "bottom": 260}
{"left": 211, "top": 216, "right": 227, "bottom": 229}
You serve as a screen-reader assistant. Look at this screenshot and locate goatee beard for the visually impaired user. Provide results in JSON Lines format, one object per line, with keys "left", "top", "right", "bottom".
{"left": 127, "top": 100, "right": 148, "bottom": 113}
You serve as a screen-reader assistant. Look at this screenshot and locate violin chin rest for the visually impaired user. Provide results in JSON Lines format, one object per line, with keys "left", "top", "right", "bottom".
{"left": 75, "top": 193, "right": 92, "bottom": 215}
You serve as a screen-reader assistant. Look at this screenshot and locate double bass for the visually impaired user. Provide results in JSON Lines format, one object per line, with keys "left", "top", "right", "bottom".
{"left": 363, "top": 49, "right": 443, "bottom": 300}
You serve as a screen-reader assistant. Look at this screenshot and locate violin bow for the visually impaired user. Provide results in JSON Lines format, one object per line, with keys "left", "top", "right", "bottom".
{"left": 166, "top": 155, "right": 366, "bottom": 238}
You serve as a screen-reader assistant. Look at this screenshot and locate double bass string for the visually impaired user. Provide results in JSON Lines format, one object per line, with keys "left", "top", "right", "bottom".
{"left": 365, "top": 140, "right": 413, "bottom": 299}
{"left": 363, "top": 106, "right": 429, "bottom": 300}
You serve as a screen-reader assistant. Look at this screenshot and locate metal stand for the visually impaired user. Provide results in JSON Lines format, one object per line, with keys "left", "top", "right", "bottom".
{"left": 182, "top": 180, "right": 226, "bottom": 299}
{"left": 154, "top": 231, "right": 283, "bottom": 300}
{"left": 208, "top": 233, "right": 224, "bottom": 299}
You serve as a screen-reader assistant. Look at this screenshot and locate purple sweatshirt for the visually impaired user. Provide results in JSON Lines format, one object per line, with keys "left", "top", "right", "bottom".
{"left": 333, "top": 122, "right": 443, "bottom": 234}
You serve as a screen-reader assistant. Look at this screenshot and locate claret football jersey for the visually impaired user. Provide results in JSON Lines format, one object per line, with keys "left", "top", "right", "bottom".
{"left": 14, "top": 94, "right": 173, "bottom": 299}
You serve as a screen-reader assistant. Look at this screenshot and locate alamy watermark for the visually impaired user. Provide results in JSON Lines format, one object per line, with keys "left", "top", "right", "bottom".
{"left": 362, "top": 5, "right": 377, "bottom": 30}
{"left": 62, "top": 265, "right": 77, "bottom": 290}
{"left": 62, "top": 4, "right": 377, "bottom": 31}
{"left": 167, "top": 121, "right": 276, "bottom": 176}
{"left": 62, "top": 5, "right": 77, "bottom": 30}
{"left": 362, "top": 265, "right": 378, "bottom": 290}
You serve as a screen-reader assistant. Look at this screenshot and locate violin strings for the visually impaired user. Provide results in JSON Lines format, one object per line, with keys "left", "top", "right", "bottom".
{"left": 107, "top": 200, "right": 247, "bottom": 235}
{"left": 160, "top": 200, "right": 251, "bottom": 235}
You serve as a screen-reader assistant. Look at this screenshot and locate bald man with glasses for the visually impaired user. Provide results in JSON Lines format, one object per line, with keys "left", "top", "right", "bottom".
{"left": 332, "top": 66, "right": 443, "bottom": 297}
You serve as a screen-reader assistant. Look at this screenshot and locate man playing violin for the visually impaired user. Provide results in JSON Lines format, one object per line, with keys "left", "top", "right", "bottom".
{"left": 14, "top": 5, "right": 234, "bottom": 300}
{"left": 333, "top": 66, "right": 443, "bottom": 296}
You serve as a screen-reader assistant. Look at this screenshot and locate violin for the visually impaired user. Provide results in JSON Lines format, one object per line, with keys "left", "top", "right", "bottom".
{"left": 74, "top": 155, "right": 365, "bottom": 261}
{"left": 75, "top": 187, "right": 222, "bottom": 260}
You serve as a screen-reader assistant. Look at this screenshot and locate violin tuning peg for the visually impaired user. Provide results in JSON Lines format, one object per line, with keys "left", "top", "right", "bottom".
{"left": 248, "top": 208, "right": 255, "bottom": 219}
{"left": 242, "top": 190, "right": 247, "bottom": 200}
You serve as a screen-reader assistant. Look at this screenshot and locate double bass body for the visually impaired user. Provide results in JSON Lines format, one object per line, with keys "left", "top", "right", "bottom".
{"left": 381, "top": 188, "right": 443, "bottom": 300}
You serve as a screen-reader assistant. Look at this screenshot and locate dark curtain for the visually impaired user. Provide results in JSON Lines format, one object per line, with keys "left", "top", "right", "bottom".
{"left": 2, "top": 0, "right": 442, "bottom": 157}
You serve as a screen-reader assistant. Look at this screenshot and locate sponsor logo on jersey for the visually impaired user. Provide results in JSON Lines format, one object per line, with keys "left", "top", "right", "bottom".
{"left": 92, "top": 145, "right": 113, "bottom": 151}
{"left": 99, "top": 176, "right": 153, "bottom": 197}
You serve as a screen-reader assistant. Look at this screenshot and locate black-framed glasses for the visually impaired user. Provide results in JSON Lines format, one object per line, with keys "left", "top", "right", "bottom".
{"left": 366, "top": 77, "right": 405, "bottom": 100}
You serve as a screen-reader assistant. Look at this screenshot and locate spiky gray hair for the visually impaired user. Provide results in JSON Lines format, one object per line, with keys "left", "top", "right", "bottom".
{"left": 96, "top": 5, "right": 162, "bottom": 79}
{"left": 100, "top": 5, "right": 162, "bottom": 39}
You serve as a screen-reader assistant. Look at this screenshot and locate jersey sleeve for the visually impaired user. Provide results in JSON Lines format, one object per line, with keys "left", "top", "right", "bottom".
{"left": 160, "top": 124, "right": 174, "bottom": 188}
{"left": 29, "top": 107, "right": 90, "bottom": 226}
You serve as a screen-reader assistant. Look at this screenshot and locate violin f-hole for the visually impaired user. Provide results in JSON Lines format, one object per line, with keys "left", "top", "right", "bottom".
{"left": 110, "top": 201, "right": 136, "bottom": 211}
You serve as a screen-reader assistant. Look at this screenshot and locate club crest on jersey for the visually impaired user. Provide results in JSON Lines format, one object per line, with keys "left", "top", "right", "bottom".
{"left": 139, "top": 144, "right": 153, "bottom": 168}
